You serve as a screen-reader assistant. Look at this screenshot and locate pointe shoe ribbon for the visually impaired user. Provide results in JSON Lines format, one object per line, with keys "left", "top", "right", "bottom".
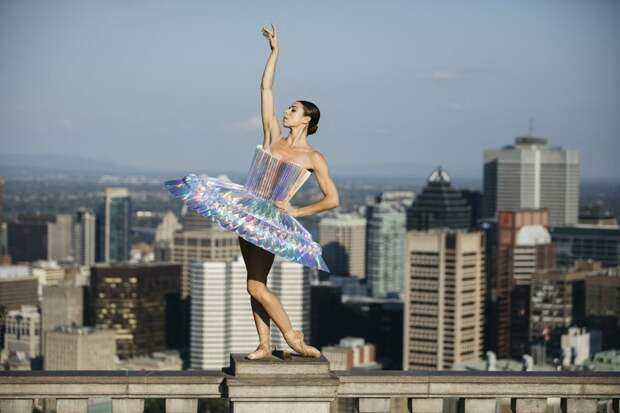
{"left": 284, "top": 330, "right": 321, "bottom": 358}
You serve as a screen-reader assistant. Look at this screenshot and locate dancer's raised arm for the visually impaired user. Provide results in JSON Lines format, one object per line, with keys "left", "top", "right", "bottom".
{"left": 260, "top": 24, "right": 282, "bottom": 149}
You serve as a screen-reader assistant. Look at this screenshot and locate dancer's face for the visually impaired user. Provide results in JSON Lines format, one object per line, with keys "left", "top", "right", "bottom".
{"left": 283, "top": 101, "right": 310, "bottom": 129}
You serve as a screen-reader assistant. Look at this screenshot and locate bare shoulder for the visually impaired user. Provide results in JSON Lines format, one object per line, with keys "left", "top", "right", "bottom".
{"left": 310, "top": 150, "right": 330, "bottom": 172}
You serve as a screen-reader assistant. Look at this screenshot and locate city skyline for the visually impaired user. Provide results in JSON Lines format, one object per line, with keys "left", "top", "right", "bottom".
{"left": 1, "top": 1, "right": 619, "bottom": 179}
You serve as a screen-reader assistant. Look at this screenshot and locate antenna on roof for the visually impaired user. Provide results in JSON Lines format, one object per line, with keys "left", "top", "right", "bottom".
{"left": 528, "top": 118, "right": 535, "bottom": 136}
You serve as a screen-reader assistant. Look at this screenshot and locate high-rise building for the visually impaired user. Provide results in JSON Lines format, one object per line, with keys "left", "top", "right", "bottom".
{"left": 73, "top": 208, "right": 96, "bottom": 267}
{"left": 460, "top": 189, "right": 483, "bottom": 230}
{"left": 550, "top": 225, "right": 620, "bottom": 269}
{"left": 529, "top": 263, "right": 601, "bottom": 353}
{"left": 0, "top": 266, "right": 38, "bottom": 311}
{"left": 406, "top": 167, "right": 471, "bottom": 231}
{"left": 4, "top": 305, "right": 41, "bottom": 360}
{"left": 310, "top": 282, "right": 343, "bottom": 349}
{"left": 96, "top": 188, "right": 132, "bottom": 263}
{"left": 40, "top": 285, "right": 84, "bottom": 352}
{"left": 483, "top": 136, "right": 579, "bottom": 226}
{"left": 170, "top": 226, "right": 239, "bottom": 299}
{"left": 48, "top": 214, "right": 73, "bottom": 262}
{"left": 319, "top": 213, "right": 366, "bottom": 278}
{"left": 585, "top": 266, "right": 620, "bottom": 350}
{"left": 404, "top": 230, "right": 485, "bottom": 371}
{"left": 44, "top": 325, "right": 116, "bottom": 370}
{"left": 365, "top": 202, "right": 406, "bottom": 298}
{"left": 492, "top": 209, "right": 555, "bottom": 358}
{"left": 90, "top": 262, "right": 182, "bottom": 360}
{"left": 338, "top": 296, "right": 404, "bottom": 370}
{"left": 31, "top": 260, "right": 66, "bottom": 299}
{"left": 7, "top": 213, "right": 56, "bottom": 263}
{"left": 189, "top": 255, "right": 312, "bottom": 370}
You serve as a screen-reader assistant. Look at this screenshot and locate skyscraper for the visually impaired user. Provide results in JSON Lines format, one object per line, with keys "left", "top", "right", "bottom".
{"left": 90, "top": 262, "right": 182, "bottom": 359}
{"left": 170, "top": 224, "right": 239, "bottom": 299}
{"left": 48, "top": 214, "right": 73, "bottom": 262}
{"left": 73, "top": 208, "right": 96, "bottom": 267}
{"left": 406, "top": 167, "right": 471, "bottom": 231}
{"left": 40, "top": 285, "right": 84, "bottom": 352}
{"left": 403, "top": 230, "right": 485, "bottom": 370}
{"left": 319, "top": 213, "right": 366, "bottom": 278}
{"left": 365, "top": 202, "right": 406, "bottom": 298}
{"left": 492, "top": 209, "right": 555, "bottom": 358}
{"left": 7, "top": 213, "right": 55, "bottom": 262}
{"left": 483, "top": 136, "right": 579, "bottom": 226}
{"left": 96, "top": 188, "right": 132, "bottom": 263}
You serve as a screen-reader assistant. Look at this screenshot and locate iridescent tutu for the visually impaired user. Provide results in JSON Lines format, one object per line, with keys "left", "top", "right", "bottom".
{"left": 163, "top": 145, "right": 330, "bottom": 272}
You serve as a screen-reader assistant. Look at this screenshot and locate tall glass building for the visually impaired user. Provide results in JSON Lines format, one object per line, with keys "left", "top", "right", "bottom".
{"left": 406, "top": 167, "right": 471, "bottom": 231}
{"left": 365, "top": 202, "right": 406, "bottom": 298}
{"left": 96, "top": 188, "right": 132, "bottom": 263}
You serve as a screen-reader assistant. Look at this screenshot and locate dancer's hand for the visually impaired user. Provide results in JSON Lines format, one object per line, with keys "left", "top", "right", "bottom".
{"left": 274, "top": 199, "right": 297, "bottom": 217}
{"left": 261, "top": 23, "right": 278, "bottom": 51}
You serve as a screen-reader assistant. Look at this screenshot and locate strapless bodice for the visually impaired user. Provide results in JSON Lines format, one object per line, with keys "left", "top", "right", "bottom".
{"left": 244, "top": 144, "right": 312, "bottom": 203}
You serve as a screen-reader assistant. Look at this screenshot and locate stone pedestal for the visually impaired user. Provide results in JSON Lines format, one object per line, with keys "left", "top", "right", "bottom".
{"left": 225, "top": 353, "right": 339, "bottom": 413}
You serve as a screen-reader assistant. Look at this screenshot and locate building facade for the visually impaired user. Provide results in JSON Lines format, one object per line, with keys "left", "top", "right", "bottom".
{"left": 90, "top": 263, "right": 182, "bottom": 359}
{"left": 404, "top": 230, "right": 485, "bottom": 370}
{"left": 319, "top": 214, "right": 366, "bottom": 278}
{"left": 406, "top": 167, "right": 471, "bottom": 231}
{"left": 483, "top": 136, "right": 579, "bottom": 226}
{"left": 44, "top": 325, "right": 116, "bottom": 370}
{"left": 96, "top": 188, "right": 132, "bottom": 263}
{"left": 365, "top": 202, "right": 406, "bottom": 298}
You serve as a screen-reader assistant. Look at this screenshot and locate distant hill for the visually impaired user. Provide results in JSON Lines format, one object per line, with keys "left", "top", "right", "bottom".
{"left": 0, "top": 152, "right": 142, "bottom": 174}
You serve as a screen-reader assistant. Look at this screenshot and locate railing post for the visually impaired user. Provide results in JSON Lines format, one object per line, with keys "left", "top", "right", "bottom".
{"left": 166, "top": 398, "right": 198, "bottom": 413}
{"left": 0, "top": 399, "right": 33, "bottom": 413}
{"left": 408, "top": 398, "right": 443, "bottom": 413}
{"left": 464, "top": 398, "right": 496, "bottom": 413}
{"left": 356, "top": 397, "right": 391, "bottom": 413}
{"left": 56, "top": 399, "right": 88, "bottom": 413}
{"left": 112, "top": 398, "right": 146, "bottom": 412}
{"left": 511, "top": 398, "right": 546, "bottom": 413}
{"left": 561, "top": 398, "right": 598, "bottom": 413}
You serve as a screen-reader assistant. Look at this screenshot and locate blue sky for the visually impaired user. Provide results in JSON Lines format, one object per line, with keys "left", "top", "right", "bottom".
{"left": 1, "top": 0, "right": 618, "bottom": 178}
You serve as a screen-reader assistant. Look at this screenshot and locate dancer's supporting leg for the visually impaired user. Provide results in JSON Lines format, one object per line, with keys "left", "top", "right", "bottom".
{"left": 239, "top": 236, "right": 320, "bottom": 358}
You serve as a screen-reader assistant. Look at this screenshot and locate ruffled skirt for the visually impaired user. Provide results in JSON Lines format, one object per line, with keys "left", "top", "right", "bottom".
{"left": 164, "top": 173, "right": 330, "bottom": 272}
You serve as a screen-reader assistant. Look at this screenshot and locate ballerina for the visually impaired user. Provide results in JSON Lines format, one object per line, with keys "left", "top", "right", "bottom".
{"left": 164, "top": 23, "right": 339, "bottom": 360}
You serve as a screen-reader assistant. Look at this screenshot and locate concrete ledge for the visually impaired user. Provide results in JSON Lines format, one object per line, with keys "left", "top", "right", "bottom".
{"left": 0, "top": 369, "right": 618, "bottom": 402}
{"left": 230, "top": 353, "right": 330, "bottom": 376}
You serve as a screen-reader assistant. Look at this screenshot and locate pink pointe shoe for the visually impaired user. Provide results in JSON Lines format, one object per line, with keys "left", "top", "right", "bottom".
{"left": 283, "top": 330, "right": 321, "bottom": 358}
{"left": 246, "top": 342, "right": 272, "bottom": 360}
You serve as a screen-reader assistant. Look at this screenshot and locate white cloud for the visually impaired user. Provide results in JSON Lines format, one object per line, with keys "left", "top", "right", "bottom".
{"left": 415, "top": 71, "right": 462, "bottom": 82}
{"left": 446, "top": 102, "right": 464, "bottom": 111}
{"left": 224, "top": 115, "right": 262, "bottom": 130}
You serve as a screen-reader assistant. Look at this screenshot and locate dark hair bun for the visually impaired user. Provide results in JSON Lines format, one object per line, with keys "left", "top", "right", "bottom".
{"left": 308, "top": 123, "right": 319, "bottom": 135}
{"left": 298, "top": 100, "right": 320, "bottom": 136}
